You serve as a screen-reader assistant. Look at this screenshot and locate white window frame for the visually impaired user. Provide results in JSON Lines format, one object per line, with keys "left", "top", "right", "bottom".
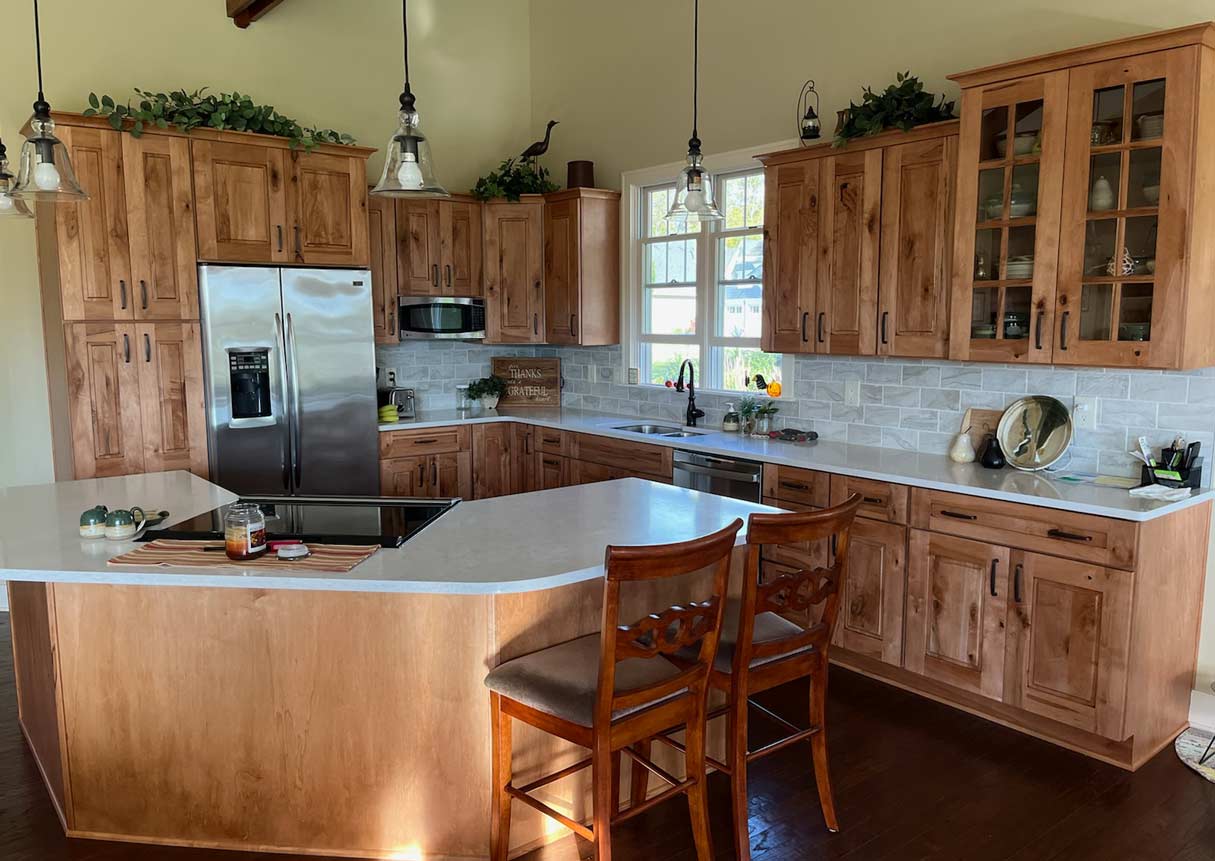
{"left": 620, "top": 139, "right": 798, "bottom": 395}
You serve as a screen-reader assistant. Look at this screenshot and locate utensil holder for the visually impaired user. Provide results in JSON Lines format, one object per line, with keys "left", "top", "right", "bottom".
{"left": 1140, "top": 457, "right": 1204, "bottom": 489}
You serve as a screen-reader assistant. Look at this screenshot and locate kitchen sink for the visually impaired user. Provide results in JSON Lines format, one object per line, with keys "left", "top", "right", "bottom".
{"left": 660, "top": 431, "right": 705, "bottom": 438}
{"left": 613, "top": 424, "right": 706, "bottom": 438}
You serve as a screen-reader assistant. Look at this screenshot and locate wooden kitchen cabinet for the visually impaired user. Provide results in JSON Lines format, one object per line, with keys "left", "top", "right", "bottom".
{"left": 380, "top": 455, "right": 427, "bottom": 497}
{"left": 760, "top": 158, "right": 820, "bottom": 353}
{"left": 511, "top": 424, "right": 540, "bottom": 494}
{"left": 398, "top": 196, "right": 483, "bottom": 297}
{"left": 537, "top": 454, "right": 571, "bottom": 489}
{"left": 835, "top": 518, "right": 906, "bottom": 667}
{"left": 818, "top": 148, "right": 882, "bottom": 355}
{"left": 289, "top": 150, "right": 368, "bottom": 267}
{"left": 472, "top": 423, "right": 514, "bottom": 499}
{"left": 905, "top": 529, "right": 1010, "bottom": 701}
{"left": 63, "top": 322, "right": 145, "bottom": 478}
{"left": 1004, "top": 551, "right": 1133, "bottom": 738}
{"left": 134, "top": 323, "right": 208, "bottom": 476}
{"left": 368, "top": 194, "right": 399, "bottom": 344}
{"left": 483, "top": 198, "right": 545, "bottom": 342}
{"left": 380, "top": 452, "right": 471, "bottom": 499}
{"left": 543, "top": 189, "right": 621, "bottom": 345}
{"left": 192, "top": 139, "right": 291, "bottom": 264}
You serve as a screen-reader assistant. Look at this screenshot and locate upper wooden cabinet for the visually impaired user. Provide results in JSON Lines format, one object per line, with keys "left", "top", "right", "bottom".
{"left": 397, "top": 196, "right": 483, "bottom": 296}
{"left": 543, "top": 188, "right": 621, "bottom": 346}
{"left": 759, "top": 122, "right": 958, "bottom": 359}
{"left": 290, "top": 150, "right": 369, "bottom": 266}
{"left": 949, "top": 24, "right": 1215, "bottom": 369}
{"left": 484, "top": 198, "right": 545, "bottom": 343}
{"left": 368, "top": 194, "right": 399, "bottom": 344}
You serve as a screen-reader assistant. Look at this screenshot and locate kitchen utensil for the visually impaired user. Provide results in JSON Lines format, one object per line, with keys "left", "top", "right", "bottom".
{"left": 1185, "top": 441, "right": 1202, "bottom": 470}
{"left": 997, "top": 396, "right": 1073, "bottom": 471}
{"left": 104, "top": 506, "right": 148, "bottom": 541}
{"left": 1002, "top": 311, "right": 1029, "bottom": 338}
{"left": 79, "top": 505, "right": 108, "bottom": 539}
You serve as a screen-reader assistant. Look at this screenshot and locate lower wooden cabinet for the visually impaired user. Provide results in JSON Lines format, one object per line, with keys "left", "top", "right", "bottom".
{"left": 537, "top": 453, "right": 571, "bottom": 489}
{"left": 380, "top": 452, "right": 472, "bottom": 499}
{"left": 472, "top": 424, "right": 513, "bottom": 499}
{"left": 511, "top": 424, "right": 539, "bottom": 494}
{"left": 64, "top": 321, "right": 207, "bottom": 480}
{"left": 904, "top": 530, "right": 1010, "bottom": 702}
{"left": 835, "top": 518, "right": 906, "bottom": 666}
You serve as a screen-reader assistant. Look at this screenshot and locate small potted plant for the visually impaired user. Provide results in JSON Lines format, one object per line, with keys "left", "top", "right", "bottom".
{"left": 738, "top": 396, "right": 761, "bottom": 436}
{"left": 755, "top": 401, "right": 781, "bottom": 435}
{"left": 467, "top": 375, "right": 507, "bottom": 411}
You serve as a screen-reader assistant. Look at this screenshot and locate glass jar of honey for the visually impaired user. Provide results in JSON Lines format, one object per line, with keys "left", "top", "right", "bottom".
{"left": 224, "top": 503, "right": 267, "bottom": 561}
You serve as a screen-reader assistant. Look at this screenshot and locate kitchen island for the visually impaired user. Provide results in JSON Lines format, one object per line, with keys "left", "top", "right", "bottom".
{"left": 0, "top": 471, "right": 771, "bottom": 860}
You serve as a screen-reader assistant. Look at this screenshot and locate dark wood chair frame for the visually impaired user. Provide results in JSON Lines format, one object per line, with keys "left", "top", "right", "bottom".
{"left": 639, "top": 494, "right": 862, "bottom": 861}
{"left": 489, "top": 518, "right": 744, "bottom": 861}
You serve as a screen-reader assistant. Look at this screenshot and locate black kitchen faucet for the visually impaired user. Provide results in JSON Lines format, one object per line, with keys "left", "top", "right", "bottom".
{"left": 674, "top": 359, "right": 705, "bottom": 427}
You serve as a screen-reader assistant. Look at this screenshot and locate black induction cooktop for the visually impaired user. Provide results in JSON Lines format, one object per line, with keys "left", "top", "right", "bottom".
{"left": 138, "top": 496, "right": 457, "bottom": 548}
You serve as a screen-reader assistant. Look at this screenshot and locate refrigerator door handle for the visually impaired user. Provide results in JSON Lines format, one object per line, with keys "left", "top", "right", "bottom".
{"left": 274, "top": 312, "right": 293, "bottom": 492}
{"left": 286, "top": 311, "right": 303, "bottom": 489}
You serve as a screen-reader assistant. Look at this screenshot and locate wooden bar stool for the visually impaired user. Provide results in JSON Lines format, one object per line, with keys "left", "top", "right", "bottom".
{"left": 642, "top": 494, "right": 862, "bottom": 861}
{"left": 485, "top": 518, "right": 743, "bottom": 861}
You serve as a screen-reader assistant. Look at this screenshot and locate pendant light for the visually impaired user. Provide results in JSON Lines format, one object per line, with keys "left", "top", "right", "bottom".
{"left": 667, "top": 0, "right": 722, "bottom": 223}
{"left": 0, "top": 137, "right": 34, "bottom": 219}
{"left": 371, "top": 0, "right": 449, "bottom": 198}
{"left": 11, "top": 0, "right": 86, "bottom": 203}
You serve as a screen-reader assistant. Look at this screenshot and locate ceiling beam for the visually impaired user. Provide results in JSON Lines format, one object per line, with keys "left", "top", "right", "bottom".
{"left": 227, "top": 0, "right": 287, "bottom": 29}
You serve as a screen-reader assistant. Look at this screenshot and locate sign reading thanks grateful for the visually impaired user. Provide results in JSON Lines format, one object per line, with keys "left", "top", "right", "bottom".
{"left": 492, "top": 358, "right": 562, "bottom": 407}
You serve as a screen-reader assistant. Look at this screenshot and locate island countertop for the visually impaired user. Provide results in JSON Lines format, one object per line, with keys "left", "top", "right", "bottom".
{"left": 0, "top": 471, "right": 775, "bottom": 595}
{"left": 378, "top": 406, "right": 1214, "bottom": 522}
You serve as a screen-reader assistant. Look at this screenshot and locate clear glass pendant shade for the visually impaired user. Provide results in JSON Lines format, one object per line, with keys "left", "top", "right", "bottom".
{"left": 667, "top": 151, "right": 722, "bottom": 222}
{"left": 0, "top": 149, "right": 33, "bottom": 219}
{"left": 11, "top": 115, "right": 86, "bottom": 202}
{"left": 371, "top": 108, "right": 449, "bottom": 198}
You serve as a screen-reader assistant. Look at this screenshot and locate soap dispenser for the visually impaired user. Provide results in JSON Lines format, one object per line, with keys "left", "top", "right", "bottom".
{"left": 722, "top": 402, "right": 740, "bottom": 432}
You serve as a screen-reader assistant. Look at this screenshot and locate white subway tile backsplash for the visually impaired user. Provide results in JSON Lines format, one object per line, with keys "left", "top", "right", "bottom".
{"left": 1076, "top": 372, "right": 1130, "bottom": 398}
{"left": 920, "top": 388, "right": 962, "bottom": 411}
{"left": 941, "top": 366, "right": 983, "bottom": 389}
{"left": 902, "top": 366, "right": 941, "bottom": 388}
{"left": 1130, "top": 374, "right": 1189, "bottom": 403}
{"left": 982, "top": 368, "right": 1027, "bottom": 393}
{"left": 900, "top": 409, "right": 940, "bottom": 431}
{"left": 883, "top": 385, "right": 920, "bottom": 407}
{"left": 1098, "top": 399, "right": 1158, "bottom": 428}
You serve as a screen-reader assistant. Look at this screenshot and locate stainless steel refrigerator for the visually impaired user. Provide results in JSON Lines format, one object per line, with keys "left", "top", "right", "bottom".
{"left": 199, "top": 265, "right": 380, "bottom": 496}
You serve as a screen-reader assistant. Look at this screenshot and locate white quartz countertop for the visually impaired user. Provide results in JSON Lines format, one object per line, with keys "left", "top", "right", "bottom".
{"left": 0, "top": 473, "right": 775, "bottom": 595}
{"left": 379, "top": 407, "right": 1213, "bottom": 522}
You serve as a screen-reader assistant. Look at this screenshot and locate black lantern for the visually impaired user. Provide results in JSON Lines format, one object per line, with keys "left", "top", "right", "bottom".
{"left": 798, "top": 80, "right": 822, "bottom": 144}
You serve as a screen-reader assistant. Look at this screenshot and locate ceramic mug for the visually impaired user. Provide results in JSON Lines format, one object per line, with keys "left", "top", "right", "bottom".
{"left": 79, "top": 505, "right": 109, "bottom": 539}
{"left": 105, "top": 506, "right": 147, "bottom": 541}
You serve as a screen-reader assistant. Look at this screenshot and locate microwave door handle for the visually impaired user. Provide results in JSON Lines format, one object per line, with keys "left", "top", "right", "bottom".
{"left": 274, "top": 313, "right": 292, "bottom": 492}
{"left": 286, "top": 312, "right": 303, "bottom": 490}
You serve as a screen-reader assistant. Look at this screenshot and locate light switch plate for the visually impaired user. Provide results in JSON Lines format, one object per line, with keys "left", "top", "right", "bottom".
{"left": 1073, "top": 396, "right": 1097, "bottom": 430}
{"left": 844, "top": 379, "right": 861, "bottom": 407}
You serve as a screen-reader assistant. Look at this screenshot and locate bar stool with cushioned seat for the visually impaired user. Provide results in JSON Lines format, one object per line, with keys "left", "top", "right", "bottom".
{"left": 485, "top": 518, "right": 743, "bottom": 861}
{"left": 640, "top": 495, "right": 862, "bottom": 861}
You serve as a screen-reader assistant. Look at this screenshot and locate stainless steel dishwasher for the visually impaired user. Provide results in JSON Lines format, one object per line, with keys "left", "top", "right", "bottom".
{"left": 672, "top": 449, "right": 763, "bottom": 502}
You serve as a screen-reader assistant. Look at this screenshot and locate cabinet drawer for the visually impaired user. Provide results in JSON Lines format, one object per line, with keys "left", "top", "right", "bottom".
{"left": 830, "top": 474, "right": 908, "bottom": 523}
{"left": 910, "top": 488, "right": 1138, "bottom": 570}
{"left": 759, "top": 496, "right": 830, "bottom": 570}
{"left": 762, "top": 465, "right": 830, "bottom": 507}
{"left": 379, "top": 425, "right": 470, "bottom": 458}
{"left": 569, "top": 433, "right": 672, "bottom": 479}
{"left": 536, "top": 427, "right": 568, "bottom": 456}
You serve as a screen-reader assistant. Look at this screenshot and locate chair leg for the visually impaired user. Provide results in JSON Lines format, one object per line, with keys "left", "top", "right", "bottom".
{"left": 490, "top": 692, "right": 513, "bottom": 861}
{"left": 684, "top": 700, "right": 714, "bottom": 861}
{"left": 591, "top": 740, "right": 614, "bottom": 861}
{"left": 629, "top": 739, "right": 651, "bottom": 807}
{"left": 611, "top": 750, "right": 622, "bottom": 815}
{"left": 809, "top": 669, "right": 839, "bottom": 832}
{"left": 728, "top": 688, "right": 752, "bottom": 861}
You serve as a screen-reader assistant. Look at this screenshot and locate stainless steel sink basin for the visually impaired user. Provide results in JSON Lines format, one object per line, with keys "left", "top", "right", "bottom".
{"left": 660, "top": 431, "right": 705, "bottom": 438}
{"left": 613, "top": 424, "right": 684, "bottom": 435}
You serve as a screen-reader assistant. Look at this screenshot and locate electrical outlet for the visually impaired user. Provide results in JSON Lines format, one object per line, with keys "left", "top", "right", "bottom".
{"left": 844, "top": 379, "right": 861, "bottom": 407}
{"left": 627, "top": 367, "right": 639, "bottom": 385}
{"left": 1073, "top": 396, "right": 1097, "bottom": 430}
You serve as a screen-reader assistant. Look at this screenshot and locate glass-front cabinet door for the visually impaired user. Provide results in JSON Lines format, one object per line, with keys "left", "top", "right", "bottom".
{"left": 1054, "top": 49, "right": 1196, "bottom": 367}
{"left": 950, "top": 72, "right": 1068, "bottom": 363}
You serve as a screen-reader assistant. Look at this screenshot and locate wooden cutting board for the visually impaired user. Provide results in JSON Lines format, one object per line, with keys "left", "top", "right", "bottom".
{"left": 492, "top": 357, "right": 562, "bottom": 407}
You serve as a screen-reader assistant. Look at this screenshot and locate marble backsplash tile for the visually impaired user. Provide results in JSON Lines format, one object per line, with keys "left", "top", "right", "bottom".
{"left": 376, "top": 341, "right": 1215, "bottom": 480}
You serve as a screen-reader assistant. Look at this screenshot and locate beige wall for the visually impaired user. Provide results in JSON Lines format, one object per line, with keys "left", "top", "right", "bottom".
{"left": 0, "top": 0, "right": 532, "bottom": 488}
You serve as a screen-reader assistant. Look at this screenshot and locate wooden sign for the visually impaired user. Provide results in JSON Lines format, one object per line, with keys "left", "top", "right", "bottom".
{"left": 492, "top": 357, "right": 562, "bottom": 407}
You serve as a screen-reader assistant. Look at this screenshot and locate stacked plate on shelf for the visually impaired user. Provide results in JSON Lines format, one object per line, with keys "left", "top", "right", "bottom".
{"left": 1006, "top": 256, "right": 1035, "bottom": 279}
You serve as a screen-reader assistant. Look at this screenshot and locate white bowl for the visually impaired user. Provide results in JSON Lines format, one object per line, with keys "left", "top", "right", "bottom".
{"left": 1142, "top": 184, "right": 1160, "bottom": 205}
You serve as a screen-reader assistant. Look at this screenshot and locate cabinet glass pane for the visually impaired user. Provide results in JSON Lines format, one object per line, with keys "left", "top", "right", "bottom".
{"left": 1003, "top": 286, "right": 1031, "bottom": 340}
{"left": 1125, "top": 215, "right": 1158, "bottom": 271}
{"left": 980, "top": 106, "right": 1009, "bottom": 161}
{"left": 974, "top": 228, "right": 1001, "bottom": 280}
{"left": 1091, "top": 86, "right": 1125, "bottom": 145}
{"left": 1127, "top": 148, "right": 1162, "bottom": 209}
{"left": 978, "top": 168, "right": 1005, "bottom": 221}
{"left": 1006, "top": 226, "right": 1035, "bottom": 280}
{"left": 1010, "top": 163, "right": 1038, "bottom": 217}
{"left": 1131, "top": 79, "right": 1166, "bottom": 141}
{"left": 1083, "top": 219, "right": 1118, "bottom": 276}
{"left": 1080, "top": 284, "right": 1113, "bottom": 341}
{"left": 1088, "top": 153, "right": 1121, "bottom": 213}
{"left": 1117, "top": 284, "right": 1153, "bottom": 341}
{"left": 971, "top": 287, "right": 997, "bottom": 339}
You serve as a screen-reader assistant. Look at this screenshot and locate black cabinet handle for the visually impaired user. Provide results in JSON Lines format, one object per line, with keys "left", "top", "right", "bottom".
{"left": 862, "top": 495, "right": 884, "bottom": 505}
{"left": 431, "top": 460, "right": 438, "bottom": 487}
{"left": 524, "top": 433, "right": 533, "bottom": 455}
{"left": 445, "top": 264, "right": 452, "bottom": 289}
{"left": 123, "top": 333, "right": 130, "bottom": 363}
{"left": 140, "top": 279, "right": 148, "bottom": 311}
{"left": 533, "top": 313, "right": 539, "bottom": 335}
{"left": 780, "top": 480, "right": 809, "bottom": 491}
{"left": 880, "top": 311, "right": 889, "bottom": 345}
{"left": 542, "top": 457, "right": 559, "bottom": 467}
{"left": 1013, "top": 563, "right": 1023, "bottom": 603}
{"left": 940, "top": 509, "right": 977, "bottom": 521}
{"left": 144, "top": 333, "right": 151, "bottom": 363}
{"left": 1047, "top": 528, "right": 1092, "bottom": 542}
{"left": 990, "top": 559, "right": 999, "bottom": 597}
{"left": 294, "top": 224, "right": 302, "bottom": 255}
{"left": 277, "top": 225, "right": 284, "bottom": 253}
{"left": 817, "top": 312, "right": 825, "bottom": 344}
{"left": 417, "top": 462, "right": 425, "bottom": 485}
{"left": 1035, "top": 310, "right": 1044, "bottom": 350}
{"left": 432, "top": 264, "right": 439, "bottom": 289}
{"left": 801, "top": 311, "right": 809, "bottom": 343}
{"left": 388, "top": 309, "right": 395, "bottom": 335}
{"left": 1060, "top": 310, "right": 1069, "bottom": 351}
{"left": 570, "top": 313, "right": 576, "bottom": 334}
{"left": 413, "top": 438, "right": 438, "bottom": 445}
{"left": 119, "top": 280, "right": 127, "bottom": 310}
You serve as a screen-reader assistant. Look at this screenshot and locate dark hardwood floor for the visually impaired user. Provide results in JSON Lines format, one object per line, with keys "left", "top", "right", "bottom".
{"left": 1, "top": 612, "right": 1212, "bottom": 860}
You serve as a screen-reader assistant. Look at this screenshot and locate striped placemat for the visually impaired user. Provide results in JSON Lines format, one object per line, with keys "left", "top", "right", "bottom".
{"left": 108, "top": 540, "right": 379, "bottom": 573}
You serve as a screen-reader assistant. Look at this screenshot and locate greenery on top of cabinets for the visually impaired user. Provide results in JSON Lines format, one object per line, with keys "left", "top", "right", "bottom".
{"left": 472, "top": 157, "right": 559, "bottom": 202}
{"left": 834, "top": 72, "right": 955, "bottom": 147}
{"left": 83, "top": 88, "right": 356, "bottom": 150}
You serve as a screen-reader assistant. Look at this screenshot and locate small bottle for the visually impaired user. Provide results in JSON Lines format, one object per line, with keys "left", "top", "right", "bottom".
{"left": 225, "top": 503, "right": 268, "bottom": 561}
{"left": 722, "top": 402, "right": 740, "bottom": 432}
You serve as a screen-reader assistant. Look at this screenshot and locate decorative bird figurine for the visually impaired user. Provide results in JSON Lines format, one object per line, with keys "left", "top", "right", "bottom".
{"left": 520, "top": 120, "right": 559, "bottom": 165}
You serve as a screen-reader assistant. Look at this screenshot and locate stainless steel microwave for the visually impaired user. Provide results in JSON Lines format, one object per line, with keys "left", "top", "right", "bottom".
{"left": 397, "top": 296, "right": 486, "bottom": 340}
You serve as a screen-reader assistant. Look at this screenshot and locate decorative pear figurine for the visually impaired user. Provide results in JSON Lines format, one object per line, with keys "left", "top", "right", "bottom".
{"left": 949, "top": 429, "right": 977, "bottom": 464}
{"left": 979, "top": 433, "right": 1007, "bottom": 469}
{"left": 1089, "top": 175, "right": 1115, "bottom": 211}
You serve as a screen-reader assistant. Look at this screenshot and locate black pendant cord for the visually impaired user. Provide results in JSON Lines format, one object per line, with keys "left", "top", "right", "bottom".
{"left": 399, "top": 0, "right": 416, "bottom": 113}
{"left": 32, "top": 0, "right": 50, "bottom": 116}
{"left": 688, "top": 0, "right": 700, "bottom": 154}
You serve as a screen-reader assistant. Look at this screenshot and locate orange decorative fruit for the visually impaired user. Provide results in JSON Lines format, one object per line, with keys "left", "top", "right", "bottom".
{"left": 766, "top": 381, "right": 783, "bottom": 398}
